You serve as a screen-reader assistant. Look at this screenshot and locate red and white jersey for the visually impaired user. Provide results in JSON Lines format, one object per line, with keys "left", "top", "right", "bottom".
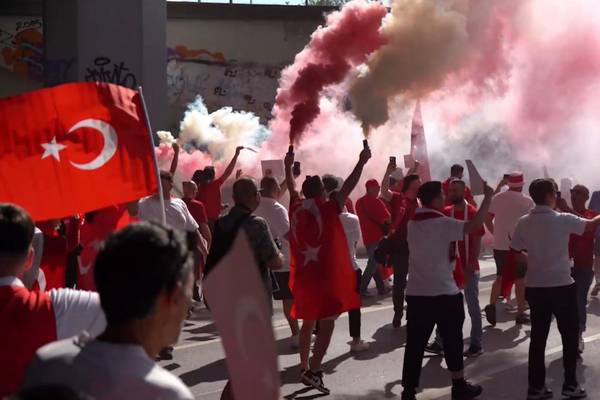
{"left": 0, "top": 277, "right": 105, "bottom": 397}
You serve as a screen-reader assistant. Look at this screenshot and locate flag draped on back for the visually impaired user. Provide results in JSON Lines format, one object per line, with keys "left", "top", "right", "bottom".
{"left": 289, "top": 198, "right": 360, "bottom": 320}
{"left": 0, "top": 82, "right": 156, "bottom": 221}
{"left": 410, "top": 100, "right": 432, "bottom": 182}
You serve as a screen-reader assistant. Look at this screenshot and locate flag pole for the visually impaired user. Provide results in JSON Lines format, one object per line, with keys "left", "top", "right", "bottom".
{"left": 137, "top": 86, "right": 167, "bottom": 226}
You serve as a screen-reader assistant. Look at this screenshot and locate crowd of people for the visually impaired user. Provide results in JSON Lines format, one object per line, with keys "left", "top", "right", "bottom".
{"left": 2, "top": 141, "right": 600, "bottom": 400}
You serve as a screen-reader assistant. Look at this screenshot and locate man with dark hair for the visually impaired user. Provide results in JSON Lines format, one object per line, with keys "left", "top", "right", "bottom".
{"left": 401, "top": 181, "right": 493, "bottom": 400}
{"left": 0, "top": 204, "right": 105, "bottom": 398}
{"left": 511, "top": 179, "right": 600, "bottom": 400}
{"left": 442, "top": 164, "right": 476, "bottom": 207}
{"left": 484, "top": 172, "right": 534, "bottom": 326}
{"left": 254, "top": 175, "right": 299, "bottom": 347}
{"left": 567, "top": 184, "right": 599, "bottom": 351}
{"left": 357, "top": 179, "right": 391, "bottom": 296}
{"left": 285, "top": 146, "right": 370, "bottom": 394}
{"left": 192, "top": 146, "right": 246, "bottom": 226}
{"left": 22, "top": 222, "right": 195, "bottom": 399}
{"left": 381, "top": 169, "right": 422, "bottom": 328}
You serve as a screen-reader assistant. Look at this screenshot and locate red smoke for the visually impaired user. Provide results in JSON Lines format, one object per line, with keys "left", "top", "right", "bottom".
{"left": 274, "top": 0, "right": 387, "bottom": 144}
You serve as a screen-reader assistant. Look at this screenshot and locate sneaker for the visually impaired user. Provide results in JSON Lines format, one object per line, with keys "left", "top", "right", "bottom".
{"left": 425, "top": 342, "right": 444, "bottom": 356}
{"left": 516, "top": 313, "right": 531, "bottom": 325}
{"left": 451, "top": 380, "right": 483, "bottom": 400}
{"left": 392, "top": 312, "right": 403, "bottom": 328}
{"left": 401, "top": 389, "right": 417, "bottom": 400}
{"left": 301, "top": 370, "right": 330, "bottom": 394}
{"left": 464, "top": 346, "right": 483, "bottom": 358}
{"left": 156, "top": 346, "right": 174, "bottom": 361}
{"left": 526, "top": 386, "right": 553, "bottom": 400}
{"left": 484, "top": 304, "right": 497, "bottom": 327}
{"left": 290, "top": 335, "right": 300, "bottom": 349}
{"left": 350, "top": 340, "right": 370, "bottom": 352}
{"left": 562, "top": 384, "right": 586, "bottom": 399}
{"left": 591, "top": 284, "right": 600, "bottom": 297}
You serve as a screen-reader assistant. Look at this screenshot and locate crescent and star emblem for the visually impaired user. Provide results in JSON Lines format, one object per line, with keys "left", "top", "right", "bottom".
{"left": 291, "top": 199, "right": 323, "bottom": 267}
{"left": 40, "top": 118, "right": 118, "bottom": 170}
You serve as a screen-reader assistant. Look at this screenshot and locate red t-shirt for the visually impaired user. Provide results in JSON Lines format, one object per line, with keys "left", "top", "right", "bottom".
{"left": 356, "top": 195, "right": 391, "bottom": 246}
{"left": 570, "top": 209, "right": 599, "bottom": 268}
{"left": 442, "top": 178, "right": 475, "bottom": 206}
{"left": 196, "top": 176, "right": 225, "bottom": 220}
{"left": 183, "top": 198, "right": 208, "bottom": 225}
{"left": 389, "top": 192, "right": 418, "bottom": 231}
{"left": 444, "top": 204, "right": 485, "bottom": 270}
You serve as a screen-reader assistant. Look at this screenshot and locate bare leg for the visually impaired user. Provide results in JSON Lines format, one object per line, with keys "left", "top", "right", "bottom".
{"left": 309, "top": 319, "right": 335, "bottom": 371}
{"left": 489, "top": 276, "right": 502, "bottom": 305}
{"left": 283, "top": 299, "right": 299, "bottom": 336}
{"left": 300, "top": 320, "right": 316, "bottom": 371}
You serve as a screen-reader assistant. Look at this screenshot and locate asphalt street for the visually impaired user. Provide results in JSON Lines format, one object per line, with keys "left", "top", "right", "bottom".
{"left": 160, "top": 255, "right": 600, "bottom": 399}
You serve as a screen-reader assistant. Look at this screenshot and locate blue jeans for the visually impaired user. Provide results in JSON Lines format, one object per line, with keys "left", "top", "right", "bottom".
{"left": 360, "top": 243, "right": 385, "bottom": 294}
{"left": 572, "top": 267, "right": 594, "bottom": 332}
{"left": 433, "top": 274, "right": 482, "bottom": 350}
{"left": 464, "top": 273, "right": 482, "bottom": 349}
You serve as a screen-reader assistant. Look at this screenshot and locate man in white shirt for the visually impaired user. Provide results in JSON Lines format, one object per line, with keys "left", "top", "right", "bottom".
{"left": 484, "top": 172, "right": 535, "bottom": 326}
{"left": 401, "top": 181, "right": 494, "bottom": 400}
{"left": 254, "top": 176, "right": 299, "bottom": 347}
{"left": 22, "top": 222, "right": 195, "bottom": 400}
{"left": 337, "top": 199, "right": 370, "bottom": 353}
{"left": 511, "top": 179, "right": 600, "bottom": 400}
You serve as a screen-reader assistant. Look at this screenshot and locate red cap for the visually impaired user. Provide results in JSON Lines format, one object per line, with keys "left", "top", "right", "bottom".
{"left": 365, "top": 179, "right": 380, "bottom": 190}
{"left": 507, "top": 172, "right": 524, "bottom": 188}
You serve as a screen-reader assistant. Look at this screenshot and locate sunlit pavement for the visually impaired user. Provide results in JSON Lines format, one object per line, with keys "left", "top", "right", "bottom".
{"left": 160, "top": 255, "right": 600, "bottom": 399}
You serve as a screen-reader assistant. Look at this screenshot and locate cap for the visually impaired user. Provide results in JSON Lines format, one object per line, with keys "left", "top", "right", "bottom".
{"left": 507, "top": 172, "right": 524, "bottom": 188}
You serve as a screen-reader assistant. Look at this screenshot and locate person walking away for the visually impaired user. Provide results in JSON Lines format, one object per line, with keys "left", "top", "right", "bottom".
{"left": 484, "top": 172, "right": 534, "bottom": 325}
{"left": 511, "top": 179, "right": 600, "bottom": 399}
{"left": 401, "top": 181, "right": 493, "bottom": 400}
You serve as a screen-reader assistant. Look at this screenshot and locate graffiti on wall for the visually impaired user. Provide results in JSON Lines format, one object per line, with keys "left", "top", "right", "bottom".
{"left": 84, "top": 56, "right": 138, "bottom": 89}
{"left": 0, "top": 17, "right": 44, "bottom": 80}
{"left": 167, "top": 46, "right": 283, "bottom": 122}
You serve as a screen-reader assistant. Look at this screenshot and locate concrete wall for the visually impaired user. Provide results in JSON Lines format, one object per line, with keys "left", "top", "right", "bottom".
{"left": 0, "top": 2, "right": 329, "bottom": 130}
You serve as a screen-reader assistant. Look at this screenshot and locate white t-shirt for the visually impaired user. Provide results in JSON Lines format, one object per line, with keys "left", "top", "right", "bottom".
{"left": 23, "top": 337, "right": 193, "bottom": 400}
{"left": 489, "top": 190, "right": 535, "bottom": 250}
{"left": 138, "top": 196, "right": 199, "bottom": 232}
{"left": 511, "top": 206, "right": 587, "bottom": 288}
{"left": 0, "top": 277, "right": 106, "bottom": 340}
{"left": 406, "top": 208, "right": 465, "bottom": 296}
{"left": 255, "top": 197, "right": 290, "bottom": 271}
{"left": 339, "top": 212, "right": 361, "bottom": 271}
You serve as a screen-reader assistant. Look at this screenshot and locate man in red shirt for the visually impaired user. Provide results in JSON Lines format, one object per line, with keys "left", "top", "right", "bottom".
{"left": 192, "top": 146, "right": 245, "bottom": 228}
{"left": 567, "top": 184, "right": 599, "bottom": 350}
{"left": 381, "top": 161, "right": 422, "bottom": 328}
{"left": 0, "top": 204, "right": 105, "bottom": 397}
{"left": 182, "top": 181, "right": 212, "bottom": 249}
{"left": 356, "top": 179, "right": 391, "bottom": 295}
{"left": 442, "top": 164, "right": 476, "bottom": 207}
{"left": 445, "top": 179, "right": 485, "bottom": 357}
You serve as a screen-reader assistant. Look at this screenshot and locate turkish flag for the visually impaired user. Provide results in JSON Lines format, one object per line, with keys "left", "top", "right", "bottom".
{"left": 203, "top": 231, "right": 280, "bottom": 400}
{"left": 289, "top": 198, "right": 360, "bottom": 320}
{"left": 0, "top": 82, "right": 157, "bottom": 221}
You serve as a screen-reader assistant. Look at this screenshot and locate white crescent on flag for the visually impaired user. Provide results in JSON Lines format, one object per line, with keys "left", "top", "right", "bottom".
{"left": 68, "top": 119, "right": 118, "bottom": 171}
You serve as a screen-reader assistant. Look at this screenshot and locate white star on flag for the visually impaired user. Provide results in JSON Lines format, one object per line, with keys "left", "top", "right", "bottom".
{"left": 41, "top": 136, "right": 67, "bottom": 161}
{"left": 302, "top": 245, "right": 320, "bottom": 266}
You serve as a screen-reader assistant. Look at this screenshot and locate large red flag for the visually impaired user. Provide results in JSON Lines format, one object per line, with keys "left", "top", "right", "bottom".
{"left": 0, "top": 82, "right": 156, "bottom": 221}
{"left": 410, "top": 100, "right": 432, "bottom": 182}
{"left": 203, "top": 231, "right": 280, "bottom": 400}
{"left": 289, "top": 198, "right": 360, "bottom": 320}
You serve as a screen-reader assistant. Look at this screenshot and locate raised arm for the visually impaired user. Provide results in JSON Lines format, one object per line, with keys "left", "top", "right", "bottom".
{"left": 218, "top": 146, "right": 244, "bottom": 182}
{"left": 380, "top": 161, "right": 396, "bottom": 202}
{"left": 284, "top": 149, "right": 300, "bottom": 202}
{"left": 465, "top": 183, "right": 494, "bottom": 235}
{"left": 169, "top": 142, "right": 180, "bottom": 175}
{"left": 335, "top": 147, "right": 371, "bottom": 210}
{"left": 485, "top": 213, "right": 494, "bottom": 234}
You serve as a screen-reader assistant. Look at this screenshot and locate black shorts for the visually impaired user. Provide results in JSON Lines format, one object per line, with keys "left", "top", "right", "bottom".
{"left": 272, "top": 271, "right": 293, "bottom": 301}
{"left": 493, "top": 249, "right": 527, "bottom": 279}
